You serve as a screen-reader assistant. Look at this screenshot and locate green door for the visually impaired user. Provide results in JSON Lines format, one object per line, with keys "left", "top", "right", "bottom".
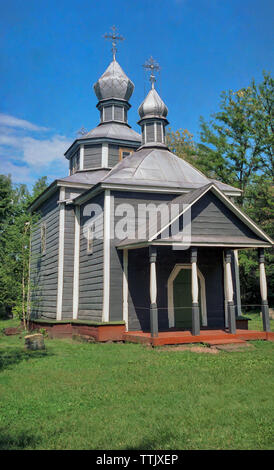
{"left": 173, "top": 269, "right": 202, "bottom": 329}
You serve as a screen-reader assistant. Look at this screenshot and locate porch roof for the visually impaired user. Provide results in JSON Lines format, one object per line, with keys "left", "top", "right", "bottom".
{"left": 116, "top": 183, "right": 273, "bottom": 250}
{"left": 116, "top": 236, "right": 271, "bottom": 250}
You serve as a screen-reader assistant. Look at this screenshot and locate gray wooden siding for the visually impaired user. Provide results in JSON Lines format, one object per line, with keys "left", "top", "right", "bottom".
{"left": 78, "top": 193, "right": 104, "bottom": 321}
{"left": 65, "top": 187, "right": 86, "bottom": 200}
{"left": 156, "top": 122, "right": 162, "bottom": 142}
{"left": 114, "top": 106, "right": 123, "bottom": 122}
{"left": 30, "top": 191, "right": 59, "bottom": 320}
{"left": 146, "top": 123, "right": 154, "bottom": 142}
{"left": 84, "top": 144, "right": 102, "bottom": 169}
{"left": 108, "top": 144, "right": 119, "bottom": 167}
{"left": 189, "top": 192, "right": 262, "bottom": 240}
{"left": 104, "top": 106, "right": 112, "bottom": 121}
{"left": 109, "top": 191, "right": 176, "bottom": 323}
{"left": 70, "top": 149, "right": 80, "bottom": 173}
{"left": 62, "top": 205, "right": 75, "bottom": 319}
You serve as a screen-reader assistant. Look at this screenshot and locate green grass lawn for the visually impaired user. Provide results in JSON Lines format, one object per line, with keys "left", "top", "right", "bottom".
{"left": 0, "top": 317, "right": 273, "bottom": 450}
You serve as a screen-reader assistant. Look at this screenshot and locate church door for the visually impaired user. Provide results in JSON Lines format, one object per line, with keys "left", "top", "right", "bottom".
{"left": 173, "top": 268, "right": 202, "bottom": 329}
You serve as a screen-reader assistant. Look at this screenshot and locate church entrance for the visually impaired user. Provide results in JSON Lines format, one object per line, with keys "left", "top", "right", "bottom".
{"left": 168, "top": 264, "right": 207, "bottom": 329}
{"left": 173, "top": 269, "right": 201, "bottom": 328}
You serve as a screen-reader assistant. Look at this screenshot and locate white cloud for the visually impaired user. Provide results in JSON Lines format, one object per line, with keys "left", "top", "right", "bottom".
{"left": 22, "top": 135, "right": 72, "bottom": 167}
{"left": 0, "top": 113, "right": 73, "bottom": 186}
{"left": 0, "top": 113, "right": 49, "bottom": 132}
{"left": 0, "top": 160, "right": 34, "bottom": 184}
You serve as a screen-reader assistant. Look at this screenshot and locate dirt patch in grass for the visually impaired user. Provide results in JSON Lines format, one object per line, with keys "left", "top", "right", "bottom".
{"left": 157, "top": 344, "right": 219, "bottom": 354}
{"left": 215, "top": 343, "right": 255, "bottom": 352}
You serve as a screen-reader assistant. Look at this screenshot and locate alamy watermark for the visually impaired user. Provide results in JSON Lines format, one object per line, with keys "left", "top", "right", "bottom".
{"left": 82, "top": 196, "right": 192, "bottom": 250}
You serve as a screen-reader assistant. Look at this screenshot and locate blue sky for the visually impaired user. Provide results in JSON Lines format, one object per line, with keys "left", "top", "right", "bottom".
{"left": 0, "top": 0, "right": 273, "bottom": 189}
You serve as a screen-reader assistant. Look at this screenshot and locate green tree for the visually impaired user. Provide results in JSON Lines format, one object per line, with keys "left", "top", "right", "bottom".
{"left": 0, "top": 175, "right": 48, "bottom": 323}
{"left": 197, "top": 72, "right": 273, "bottom": 205}
{"left": 166, "top": 128, "right": 197, "bottom": 163}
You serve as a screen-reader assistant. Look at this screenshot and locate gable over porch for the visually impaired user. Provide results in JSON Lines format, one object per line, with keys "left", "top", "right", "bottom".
{"left": 117, "top": 184, "right": 273, "bottom": 340}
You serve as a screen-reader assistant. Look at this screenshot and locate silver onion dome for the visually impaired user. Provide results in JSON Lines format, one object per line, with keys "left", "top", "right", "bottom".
{"left": 138, "top": 87, "right": 168, "bottom": 120}
{"left": 93, "top": 60, "right": 134, "bottom": 101}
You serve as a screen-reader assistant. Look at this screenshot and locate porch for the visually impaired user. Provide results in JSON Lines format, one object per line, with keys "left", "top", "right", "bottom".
{"left": 123, "top": 328, "right": 274, "bottom": 347}
{"left": 119, "top": 244, "right": 272, "bottom": 340}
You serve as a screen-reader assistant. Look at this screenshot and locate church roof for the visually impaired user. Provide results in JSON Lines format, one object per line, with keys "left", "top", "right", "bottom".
{"left": 78, "top": 122, "right": 141, "bottom": 143}
{"left": 59, "top": 169, "right": 110, "bottom": 186}
{"left": 101, "top": 145, "right": 241, "bottom": 194}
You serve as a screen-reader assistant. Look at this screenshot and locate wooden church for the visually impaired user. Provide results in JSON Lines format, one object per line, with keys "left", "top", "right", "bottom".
{"left": 29, "top": 32, "right": 273, "bottom": 345}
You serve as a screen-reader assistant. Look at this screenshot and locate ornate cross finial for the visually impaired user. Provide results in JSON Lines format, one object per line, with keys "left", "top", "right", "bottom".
{"left": 77, "top": 127, "right": 88, "bottom": 137}
{"left": 143, "top": 56, "right": 160, "bottom": 89}
{"left": 103, "top": 25, "right": 124, "bottom": 61}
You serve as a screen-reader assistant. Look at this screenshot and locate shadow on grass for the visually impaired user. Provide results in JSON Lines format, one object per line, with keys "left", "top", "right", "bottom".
{"left": 0, "top": 347, "right": 52, "bottom": 372}
{"left": 0, "top": 431, "right": 38, "bottom": 450}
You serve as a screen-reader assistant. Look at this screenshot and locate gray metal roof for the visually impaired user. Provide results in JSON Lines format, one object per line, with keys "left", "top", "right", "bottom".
{"left": 59, "top": 169, "right": 110, "bottom": 185}
{"left": 79, "top": 122, "right": 141, "bottom": 143}
{"left": 101, "top": 145, "right": 240, "bottom": 193}
{"left": 93, "top": 59, "right": 134, "bottom": 101}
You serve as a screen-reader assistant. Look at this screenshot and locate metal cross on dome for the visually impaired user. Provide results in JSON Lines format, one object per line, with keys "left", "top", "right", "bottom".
{"left": 143, "top": 56, "right": 160, "bottom": 88}
{"left": 103, "top": 25, "right": 124, "bottom": 61}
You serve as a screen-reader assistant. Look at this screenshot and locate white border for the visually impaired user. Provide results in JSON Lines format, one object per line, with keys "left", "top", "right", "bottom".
{"left": 57, "top": 186, "right": 65, "bottom": 320}
{"left": 167, "top": 263, "right": 207, "bottom": 328}
{"left": 102, "top": 143, "right": 109, "bottom": 167}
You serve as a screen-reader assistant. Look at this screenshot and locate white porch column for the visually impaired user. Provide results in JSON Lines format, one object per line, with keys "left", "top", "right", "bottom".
{"left": 149, "top": 246, "right": 158, "bottom": 337}
{"left": 233, "top": 250, "right": 242, "bottom": 317}
{"left": 191, "top": 247, "right": 200, "bottom": 336}
{"left": 72, "top": 205, "right": 80, "bottom": 319}
{"left": 224, "top": 249, "right": 236, "bottom": 334}
{"left": 123, "top": 249, "right": 129, "bottom": 331}
{"left": 258, "top": 248, "right": 270, "bottom": 332}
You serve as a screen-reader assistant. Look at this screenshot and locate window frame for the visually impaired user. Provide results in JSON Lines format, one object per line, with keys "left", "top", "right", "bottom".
{"left": 119, "top": 147, "right": 134, "bottom": 161}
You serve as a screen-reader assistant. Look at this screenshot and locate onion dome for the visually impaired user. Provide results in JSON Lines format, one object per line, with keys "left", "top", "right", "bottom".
{"left": 138, "top": 86, "right": 168, "bottom": 120}
{"left": 93, "top": 60, "right": 134, "bottom": 102}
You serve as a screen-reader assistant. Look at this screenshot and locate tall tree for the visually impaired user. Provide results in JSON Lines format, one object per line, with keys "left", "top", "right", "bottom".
{"left": 0, "top": 175, "right": 48, "bottom": 321}
{"left": 197, "top": 72, "right": 273, "bottom": 205}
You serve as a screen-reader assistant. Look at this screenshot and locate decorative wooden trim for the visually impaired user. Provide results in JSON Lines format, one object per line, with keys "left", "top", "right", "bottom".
{"left": 72, "top": 205, "right": 80, "bottom": 319}
{"left": 167, "top": 263, "right": 207, "bottom": 328}
{"left": 102, "top": 190, "right": 111, "bottom": 322}
{"left": 57, "top": 187, "right": 65, "bottom": 320}
{"left": 122, "top": 249, "right": 129, "bottom": 331}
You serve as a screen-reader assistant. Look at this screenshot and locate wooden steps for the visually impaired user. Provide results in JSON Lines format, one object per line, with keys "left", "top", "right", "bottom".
{"left": 123, "top": 329, "right": 270, "bottom": 347}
